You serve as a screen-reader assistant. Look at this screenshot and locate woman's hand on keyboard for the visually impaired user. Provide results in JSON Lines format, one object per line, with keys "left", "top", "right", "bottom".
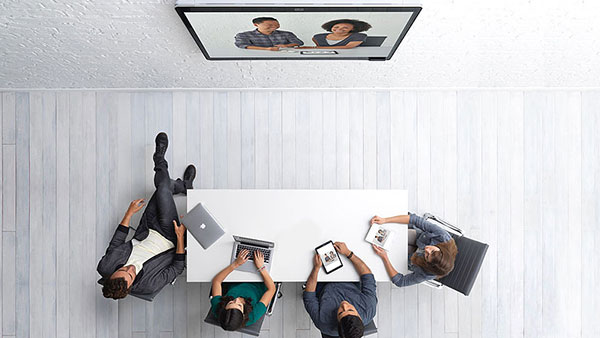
{"left": 253, "top": 251, "right": 265, "bottom": 269}
{"left": 234, "top": 249, "right": 250, "bottom": 267}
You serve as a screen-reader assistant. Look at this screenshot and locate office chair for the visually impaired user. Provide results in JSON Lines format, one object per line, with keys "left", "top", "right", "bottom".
{"left": 320, "top": 320, "right": 377, "bottom": 338}
{"left": 204, "top": 282, "right": 283, "bottom": 336}
{"left": 421, "top": 213, "right": 489, "bottom": 296}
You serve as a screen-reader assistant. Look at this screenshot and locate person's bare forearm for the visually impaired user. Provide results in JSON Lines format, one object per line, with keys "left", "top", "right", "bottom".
{"left": 260, "top": 269, "right": 276, "bottom": 291}
{"left": 381, "top": 256, "right": 399, "bottom": 278}
{"left": 384, "top": 215, "right": 410, "bottom": 224}
{"left": 305, "top": 267, "right": 319, "bottom": 292}
{"left": 212, "top": 262, "right": 237, "bottom": 285}
{"left": 349, "top": 254, "right": 372, "bottom": 276}
{"left": 120, "top": 212, "right": 132, "bottom": 227}
{"left": 176, "top": 236, "right": 185, "bottom": 254}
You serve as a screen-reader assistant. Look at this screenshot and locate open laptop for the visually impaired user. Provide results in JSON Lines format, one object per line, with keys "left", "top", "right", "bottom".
{"left": 185, "top": 203, "right": 225, "bottom": 249}
{"left": 231, "top": 236, "right": 275, "bottom": 273}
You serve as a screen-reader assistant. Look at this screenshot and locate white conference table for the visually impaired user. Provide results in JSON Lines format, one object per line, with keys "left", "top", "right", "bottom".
{"left": 185, "top": 190, "right": 408, "bottom": 282}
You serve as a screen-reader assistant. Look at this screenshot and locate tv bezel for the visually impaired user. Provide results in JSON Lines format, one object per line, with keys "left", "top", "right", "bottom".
{"left": 175, "top": 5, "right": 422, "bottom": 61}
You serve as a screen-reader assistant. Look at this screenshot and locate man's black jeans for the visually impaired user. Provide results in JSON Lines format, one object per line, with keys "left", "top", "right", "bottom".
{"left": 141, "top": 153, "right": 186, "bottom": 245}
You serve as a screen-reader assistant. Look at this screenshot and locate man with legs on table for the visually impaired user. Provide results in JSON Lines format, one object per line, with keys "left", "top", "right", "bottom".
{"left": 303, "top": 242, "right": 377, "bottom": 338}
{"left": 97, "top": 132, "right": 196, "bottom": 300}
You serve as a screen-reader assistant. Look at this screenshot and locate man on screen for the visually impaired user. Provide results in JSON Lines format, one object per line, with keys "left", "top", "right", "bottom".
{"left": 234, "top": 17, "right": 304, "bottom": 51}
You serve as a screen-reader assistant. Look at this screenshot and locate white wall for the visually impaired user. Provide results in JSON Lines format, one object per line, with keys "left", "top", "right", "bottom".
{"left": 1, "top": 0, "right": 600, "bottom": 88}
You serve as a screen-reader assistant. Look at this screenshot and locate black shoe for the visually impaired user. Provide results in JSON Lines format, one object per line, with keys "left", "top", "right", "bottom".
{"left": 155, "top": 132, "right": 168, "bottom": 158}
{"left": 183, "top": 164, "right": 196, "bottom": 189}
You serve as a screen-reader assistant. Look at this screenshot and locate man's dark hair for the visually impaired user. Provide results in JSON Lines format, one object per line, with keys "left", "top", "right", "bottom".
{"left": 252, "top": 17, "right": 278, "bottom": 25}
{"left": 102, "top": 277, "right": 130, "bottom": 300}
{"left": 215, "top": 296, "right": 254, "bottom": 331}
{"left": 338, "top": 315, "right": 365, "bottom": 338}
{"left": 321, "top": 19, "right": 372, "bottom": 33}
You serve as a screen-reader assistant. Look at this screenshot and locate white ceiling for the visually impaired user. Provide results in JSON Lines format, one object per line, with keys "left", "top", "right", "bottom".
{"left": 1, "top": 0, "right": 599, "bottom": 88}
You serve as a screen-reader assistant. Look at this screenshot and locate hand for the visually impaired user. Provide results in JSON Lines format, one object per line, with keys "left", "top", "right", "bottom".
{"left": 268, "top": 46, "right": 280, "bottom": 51}
{"left": 234, "top": 249, "right": 250, "bottom": 267}
{"left": 313, "top": 253, "right": 322, "bottom": 269}
{"left": 126, "top": 199, "right": 145, "bottom": 216}
{"left": 254, "top": 251, "right": 265, "bottom": 269}
{"left": 371, "top": 244, "right": 388, "bottom": 259}
{"left": 173, "top": 220, "right": 186, "bottom": 239}
{"left": 370, "top": 215, "right": 386, "bottom": 225}
{"left": 333, "top": 242, "right": 351, "bottom": 257}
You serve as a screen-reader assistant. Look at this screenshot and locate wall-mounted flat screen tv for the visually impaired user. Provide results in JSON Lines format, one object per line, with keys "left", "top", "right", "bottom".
{"left": 175, "top": 6, "right": 421, "bottom": 61}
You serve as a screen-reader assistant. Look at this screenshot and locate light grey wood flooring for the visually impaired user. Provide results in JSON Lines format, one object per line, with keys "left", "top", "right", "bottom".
{"left": 1, "top": 90, "right": 598, "bottom": 338}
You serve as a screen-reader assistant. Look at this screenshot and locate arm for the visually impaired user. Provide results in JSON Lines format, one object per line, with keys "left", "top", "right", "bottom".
{"left": 302, "top": 253, "right": 323, "bottom": 328}
{"left": 334, "top": 242, "right": 371, "bottom": 276}
{"left": 105, "top": 199, "right": 145, "bottom": 252}
{"left": 246, "top": 46, "right": 280, "bottom": 51}
{"left": 371, "top": 244, "right": 399, "bottom": 278}
{"left": 371, "top": 214, "right": 410, "bottom": 225}
{"left": 211, "top": 249, "right": 250, "bottom": 297}
{"left": 254, "top": 251, "right": 276, "bottom": 307}
{"left": 305, "top": 253, "right": 322, "bottom": 292}
{"left": 156, "top": 221, "right": 187, "bottom": 285}
{"left": 391, "top": 270, "right": 430, "bottom": 288}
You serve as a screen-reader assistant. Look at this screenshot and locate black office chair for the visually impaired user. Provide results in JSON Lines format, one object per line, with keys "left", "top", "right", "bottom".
{"left": 204, "top": 282, "right": 283, "bottom": 337}
{"left": 320, "top": 320, "right": 377, "bottom": 338}
{"left": 421, "top": 213, "right": 489, "bottom": 296}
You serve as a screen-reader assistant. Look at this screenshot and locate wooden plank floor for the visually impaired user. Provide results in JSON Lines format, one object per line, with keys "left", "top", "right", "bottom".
{"left": 1, "top": 89, "right": 598, "bottom": 338}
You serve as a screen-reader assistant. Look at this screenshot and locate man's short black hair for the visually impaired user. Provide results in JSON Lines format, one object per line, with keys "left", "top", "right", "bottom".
{"left": 321, "top": 19, "right": 372, "bottom": 33}
{"left": 252, "top": 17, "right": 278, "bottom": 25}
{"left": 338, "top": 315, "right": 365, "bottom": 338}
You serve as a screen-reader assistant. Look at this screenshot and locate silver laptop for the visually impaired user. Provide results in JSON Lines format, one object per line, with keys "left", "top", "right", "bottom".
{"left": 231, "top": 235, "right": 275, "bottom": 273}
{"left": 185, "top": 203, "right": 225, "bottom": 249}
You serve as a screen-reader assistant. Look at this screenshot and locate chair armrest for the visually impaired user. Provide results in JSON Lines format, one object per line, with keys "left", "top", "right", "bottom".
{"left": 267, "top": 282, "right": 282, "bottom": 316}
{"left": 422, "top": 279, "right": 443, "bottom": 289}
{"left": 423, "top": 213, "right": 463, "bottom": 237}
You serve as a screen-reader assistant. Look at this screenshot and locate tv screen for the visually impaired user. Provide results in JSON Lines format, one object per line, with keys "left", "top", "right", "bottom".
{"left": 175, "top": 6, "right": 421, "bottom": 61}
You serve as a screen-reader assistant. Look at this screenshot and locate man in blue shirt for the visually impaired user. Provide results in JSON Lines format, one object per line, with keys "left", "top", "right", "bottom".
{"left": 234, "top": 17, "right": 303, "bottom": 51}
{"left": 303, "top": 242, "right": 377, "bottom": 338}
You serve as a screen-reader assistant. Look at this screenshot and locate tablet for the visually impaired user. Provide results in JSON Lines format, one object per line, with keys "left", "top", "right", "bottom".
{"left": 315, "top": 241, "right": 343, "bottom": 274}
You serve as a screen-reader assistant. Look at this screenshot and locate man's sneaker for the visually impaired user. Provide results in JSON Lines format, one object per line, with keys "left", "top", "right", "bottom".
{"left": 183, "top": 164, "right": 196, "bottom": 189}
{"left": 155, "top": 132, "right": 168, "bottom": 158}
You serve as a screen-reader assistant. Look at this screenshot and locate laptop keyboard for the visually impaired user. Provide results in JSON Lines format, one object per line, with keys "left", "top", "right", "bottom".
{"left": 236, "top": 245, "right": 271, "bottom": 263}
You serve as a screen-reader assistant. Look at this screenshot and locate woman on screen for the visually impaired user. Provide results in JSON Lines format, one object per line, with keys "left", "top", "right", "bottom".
{"left": 309, "top": 19, "right": 372, "bottom": 49}
{"left": 369, "top": 213, "right": 458, "bottom": 288}
{"left": 210, "top": 250, "right": 276, "bottom": 331}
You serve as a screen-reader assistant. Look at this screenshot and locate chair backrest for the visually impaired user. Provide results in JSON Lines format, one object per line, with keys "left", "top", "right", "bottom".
{"left": 360, "top": 36, "right": 386, "bottom": 47}
{"left": 437, "top": 233, "right": 488, "bottom": 296}
{"left": 320, "top": 320, "right": 377, "bottom": 338}
{"left": 204, "top": 308, "right": 265, "bottom": 336}
{"left": 204, "top": 282, "right": 281, "bottom": 336}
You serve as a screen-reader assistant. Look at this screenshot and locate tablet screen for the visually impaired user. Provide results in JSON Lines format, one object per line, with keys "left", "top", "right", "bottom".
{"left": 316, "top": 241, "right": 343, "bottom": 274}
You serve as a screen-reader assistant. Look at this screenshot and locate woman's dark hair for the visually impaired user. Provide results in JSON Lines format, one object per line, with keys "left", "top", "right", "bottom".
{"left": 321, "top": 19, "right": 372, "bottom": 33}
{"left": 252, "top": 17, "right": 278, "bottom": 25}
{"left": 102, "top": 277, "right": 130, "bottom": 300}
{"left": 411, "top": 239, "right": 458, "bottom": 277}
{"left": 338, "top": 315, "right": 365, "bottom": 338}
{"left": 215, "top": 296, "right": 253, "bottom": 331}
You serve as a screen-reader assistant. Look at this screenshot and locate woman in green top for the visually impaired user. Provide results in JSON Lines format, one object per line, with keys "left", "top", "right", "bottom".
{"left": 211, "top": 249, "right": 276, "bottom": 330}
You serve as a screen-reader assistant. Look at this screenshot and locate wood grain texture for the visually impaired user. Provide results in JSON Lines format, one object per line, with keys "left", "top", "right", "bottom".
{"left": 0, "top": 89, "right": 594, "bottom": 338}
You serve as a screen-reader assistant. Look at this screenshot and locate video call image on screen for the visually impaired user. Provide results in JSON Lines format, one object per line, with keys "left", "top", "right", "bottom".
{"left": 184, "top": 11, "right": 414, "bottom": 59}
{"left": 317, "top": 243, "right": 342, "bottom": 270}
